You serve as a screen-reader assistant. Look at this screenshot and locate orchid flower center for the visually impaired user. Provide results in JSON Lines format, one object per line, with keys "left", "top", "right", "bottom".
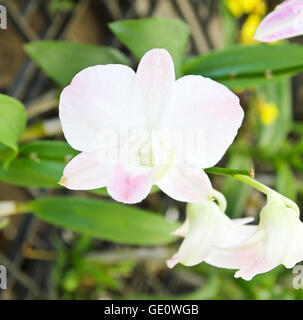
{"left": 127, "top": 132, "right": 174, "bottom": 182}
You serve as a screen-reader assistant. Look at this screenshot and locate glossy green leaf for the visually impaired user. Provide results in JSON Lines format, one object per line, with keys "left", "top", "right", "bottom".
{"left": 0, "top": 94, "right": 26, "bottom": 152}
{"left": 26, "top": 197, "right": 178, "bottom": 245}
{"left": 19, "top": 140, "right": 78, "bottom": 161}
{"left": 0, "top": 157, "right": 64, "bottom": 188}
{"left": 109, "top": 18, "right": 190, "bottom": 76}
{"left": 0, "top": 140, "right": 77, "bottom": 187}
{"left": 183, "top": 43, "right": 303, "bottom": 88}
{"left": 25, "top": 41, "right": 130, "bottom": 87}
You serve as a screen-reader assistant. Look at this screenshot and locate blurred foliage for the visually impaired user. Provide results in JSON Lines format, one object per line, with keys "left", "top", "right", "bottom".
{"left": 0, "top": 140, "right": 76, "bottom": 187}
{"left": 183, "top": 44, "right": 303, "bottom": 89}
{"left": 181, "top": 263, "right": 303, "bottom": 300}
{"left": 126, "top": 263, "right": 303, "bottom": 300}
{"left": 25, "top": 41, "right": 130, "bottom": 87}
{"left": 49, "top": 0, "right": 75, "bottom": 13}
{"left": 52, "top": 235, "right": 136, "bottom": 299}
{"left": 24, "top": 197, "right": 178, "bottom": 245}
{"left": 52, "top": 235, "right": 303, "bottom": 300}
{"left": 0, "top": 94, "right": 26, "bottom": 162}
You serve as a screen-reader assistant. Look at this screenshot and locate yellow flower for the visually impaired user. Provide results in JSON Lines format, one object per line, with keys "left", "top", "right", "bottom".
{"left": 240, "top": 14, "right": 262, "bottom": 43}
{"left": 226, "top": 0, "right": 267, "bottom": 17}
{"left": 253, "top": 0, "right": 267, "bottom": 15}
{"left": 242, "top": 0, "right": 260, "bottom": 14}
{"left": 226, "top": 0, "right": 243, "bottom": 18}
{"left": 257, "top": 101, "right": 279, "bottom": 126}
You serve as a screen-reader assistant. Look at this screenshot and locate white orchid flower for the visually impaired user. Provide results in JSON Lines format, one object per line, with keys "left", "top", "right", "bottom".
{"left": 206, "top": 190, "right": 303, "bottom": 280}
{"left": 58, "top": 48, "right": 243, "bottom": 204}
{"left": 254, "top": 0, "right": 303, "bottom": 42}
{"left": 167, "top": 190, "right": 257, "bottom": 268}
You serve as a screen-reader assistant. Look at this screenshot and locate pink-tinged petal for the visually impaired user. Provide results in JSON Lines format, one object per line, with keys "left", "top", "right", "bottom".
{"left": 254, "top": 0, "right": 303, "bottom": 42}
{"left": 207, "top": 233, "right": 278, "bottom": 280}
{"left": 157, "top": 166, "right": 213, "bottom": 203}
{"left": 167, "top": 196, "right": 256, "bottom": 268}
{"left": 134, "top": 49, "right": 175, "bottom": 129}
{"left": 163, "top": 75, "right": 244, "bottom": 168}
{"left": 235, "top": 257, "right": 278, "bottom": 281}
{"left": 60, "top": 152, "right": 113, "bottom": 190}
{"left": 59, "top": 64, "right": 138, "bottom": 152}
{"left": 107, "top": 164, "right": 153, "bottom": 204}
{"left": 207, "top": 192, "right": 296, "bottom": 280}
{"left": 206, "top": 230, "right": 266, "bottom": 271}
{"left": 206, "top": 191, "right": 303, "bottom": 280}
{"left": 166, "top": 256, "right": 179, "bottom": 269}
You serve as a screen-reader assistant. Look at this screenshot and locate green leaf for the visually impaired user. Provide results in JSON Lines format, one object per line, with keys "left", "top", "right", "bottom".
{"left": 0, "top": 157, "right": 64, "bottom": 188}
{"left": 25, "top": 41, "right": 130, "bottom": 87}
{"left": 276, "top": 161, "right": 297, "bottom": 201}
{"left": 0, "top": 94, "right": 26, "bottom": 152}
{"left": 256, "top": 78, "right": 292, "bottom": 153}
{"left": 109, "top": 18, "right": 190, "bottom": 77}
{"left": 26, "top": 197, "right": 178, "bottom": 245}
{"left": 183, "top": 43, "right": 303, "bottom": 89}
{"left": 0, "top": 140, "right": 77, "bottom": 188}
{"left": 19, "top": 140, "right": 78, "bottom": 161}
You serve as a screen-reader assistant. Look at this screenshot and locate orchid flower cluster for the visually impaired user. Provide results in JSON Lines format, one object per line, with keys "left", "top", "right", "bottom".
{"left": 58, "top": 0, "right": 303, "bottom": 281}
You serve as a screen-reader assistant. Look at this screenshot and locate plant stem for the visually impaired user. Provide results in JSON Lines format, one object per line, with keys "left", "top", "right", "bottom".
{"left": 205, "top": 167, "right": 253, "bottom": 177}
{"left": 232, "top": 174, "right": 270, "bottom": 195}
{"left": 207, "top": 169, "right": 299, "bottom": 211}
{"left": 205, "top": 167, "right": 269, "bottom": 195}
